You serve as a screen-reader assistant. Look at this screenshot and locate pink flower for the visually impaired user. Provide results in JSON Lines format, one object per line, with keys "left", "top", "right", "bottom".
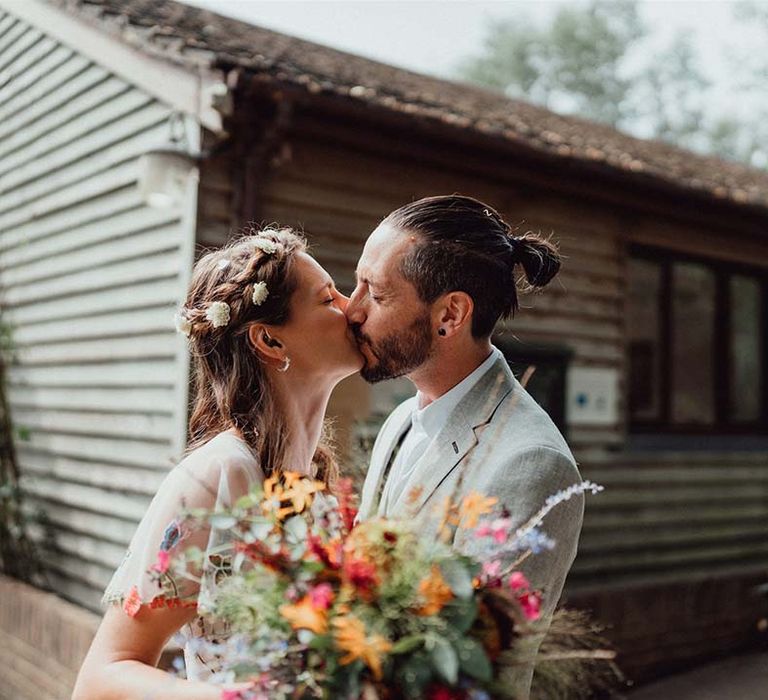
{"left": 518, "top": 591, "right": 541, "bottom": 621}
{"left": 482, "top": 560, "right": 502, "bottom": 579}
{"left": 152, "top": 550, "right": 170, "bottom": 574}
{"left": 309, "top": 583, "right": 334, "bottom": 610}
{"left": 508, "top": 571, "right": 530, "bottom": 592}
{"left": 474, "top": 524, "right": 493, "bottom": 538}
{"left": 123, "top": 585, "right": 142, "bottom": 618}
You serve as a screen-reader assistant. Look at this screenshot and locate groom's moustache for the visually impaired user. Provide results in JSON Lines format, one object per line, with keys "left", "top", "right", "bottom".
{"left": 351, "top": 325, "right": 377, "bottom": 354}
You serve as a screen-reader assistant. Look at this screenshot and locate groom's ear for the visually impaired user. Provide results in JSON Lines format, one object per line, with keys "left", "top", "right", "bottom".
{"left": 436, "top": 291, "right": 474, "bottom": 337}
{"left": 247, "top": 323, "right": 285, "bottom": 364}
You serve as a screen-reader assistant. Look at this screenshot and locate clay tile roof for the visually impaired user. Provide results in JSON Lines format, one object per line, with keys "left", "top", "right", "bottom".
{"left": 48, "top": 0, "right": 768, "bottom": 211}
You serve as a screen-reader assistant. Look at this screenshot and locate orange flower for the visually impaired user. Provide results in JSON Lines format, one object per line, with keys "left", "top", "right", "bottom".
{"left": 333, "top": 616, "right": 391, "bottom": 680}
{"left": 279, "top": 595, "right": 328, "bottom": 634}
{"left": 282, "top": 477, "right": 325, "bottom": 513}
{"left": 458, "top": 491, "right": 497, "bottom": 529}
{"left": 262, "top": 476, "right": 295, "bottom": 520}
{"left": 417, "top": 565, "right": 454, "bottom": 615}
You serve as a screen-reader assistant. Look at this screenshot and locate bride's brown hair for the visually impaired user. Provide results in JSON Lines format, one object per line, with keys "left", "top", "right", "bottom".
{"left": 178, "top": 226, "right": 335, "bottom": 482}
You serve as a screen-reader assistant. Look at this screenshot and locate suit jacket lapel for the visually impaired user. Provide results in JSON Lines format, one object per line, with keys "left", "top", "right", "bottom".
{"left": 358, "top": 401, "right": 413, "bottom": 520}
{"left": 389, "top": 358, "right": 516, "bottom": 518}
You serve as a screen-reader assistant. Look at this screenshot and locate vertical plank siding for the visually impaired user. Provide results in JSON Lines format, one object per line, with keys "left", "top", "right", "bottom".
{"left": 0, "top": 11, "right": 192, "bottom": 611}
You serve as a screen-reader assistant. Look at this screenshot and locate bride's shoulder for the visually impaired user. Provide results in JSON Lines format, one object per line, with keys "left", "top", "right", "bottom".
{"left": 166, "top": 432, "right": 264, "bottom": 503}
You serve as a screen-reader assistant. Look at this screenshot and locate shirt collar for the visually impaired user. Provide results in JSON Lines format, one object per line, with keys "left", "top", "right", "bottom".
{"left": 412, "top": 346, "right": 503, "bottom": 439}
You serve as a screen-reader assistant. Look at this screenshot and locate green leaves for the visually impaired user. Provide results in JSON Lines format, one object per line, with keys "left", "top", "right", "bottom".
{"left": 455, "top": 637, "right": 493, "bottom": 682}
{"left": 428, "top": 636, "right": 459, "bottom": 684}
{"left": 440, "top": 559, "right": 474, "bottom": 599}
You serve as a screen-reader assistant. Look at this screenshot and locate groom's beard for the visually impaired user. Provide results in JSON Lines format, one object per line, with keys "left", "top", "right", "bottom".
{"left": 353, "top": 313, "right": 434, "bottom": 383}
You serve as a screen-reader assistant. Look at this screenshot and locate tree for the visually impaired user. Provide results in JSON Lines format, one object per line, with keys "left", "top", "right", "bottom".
{"left": 457, "top": 0, "right": 766, "bottom": 169}
{"left": 459, "top": 0, "right": 644, "bottom": 128}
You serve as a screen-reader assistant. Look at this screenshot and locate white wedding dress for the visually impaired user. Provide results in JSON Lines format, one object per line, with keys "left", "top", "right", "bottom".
{"left": 101, "top": 430, "right": 264, "bottom": 681}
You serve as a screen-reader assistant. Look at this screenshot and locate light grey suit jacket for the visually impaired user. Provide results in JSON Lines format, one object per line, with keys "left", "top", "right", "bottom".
{"left": 358, "top": 356, "right": 585, "bottom": 699}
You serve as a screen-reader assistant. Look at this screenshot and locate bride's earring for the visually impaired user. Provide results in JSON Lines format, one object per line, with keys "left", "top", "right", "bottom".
{"left": 278, "top": 356, "right": 291, "bottom": 373}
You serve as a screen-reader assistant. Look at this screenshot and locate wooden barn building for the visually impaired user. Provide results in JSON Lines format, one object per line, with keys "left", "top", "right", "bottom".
{"left": 0, "top": 0, "right": 767, "bottom": 695}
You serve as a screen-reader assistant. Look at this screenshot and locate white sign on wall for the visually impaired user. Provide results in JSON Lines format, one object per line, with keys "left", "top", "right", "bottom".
{"left": 566, "top": 366, "right": 619, "bottom": 426}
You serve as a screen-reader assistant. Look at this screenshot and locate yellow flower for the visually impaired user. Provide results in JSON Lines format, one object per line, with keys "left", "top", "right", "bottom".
{"left": 279, "top": 595, "right": 328, "bottom": 634}
{"left": 333, "top": 616, "right": 392, "bottom": 680}
{"left": 282, "top": 477, "right": 325, "bottom": 513}
{"left": 458, "top": 491, "right": 498, "bottom": 528}
{"left": 417, "top": 564, "right": 454, "bottom": 615}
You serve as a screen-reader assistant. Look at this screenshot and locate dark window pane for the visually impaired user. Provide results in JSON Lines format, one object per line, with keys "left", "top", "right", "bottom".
{"left": 730, "top": 275, "right": 763, "bottom": 422}
{"left": 628, "top": 258, "right": 663, "bottom": 421}
{"left": 672, "top": 263, "right": 715, "bottom": 425}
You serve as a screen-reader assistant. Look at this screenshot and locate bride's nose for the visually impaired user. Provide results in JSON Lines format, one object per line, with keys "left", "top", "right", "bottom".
{"left": 336, "top": 292, "right": 350, "bottom": 312}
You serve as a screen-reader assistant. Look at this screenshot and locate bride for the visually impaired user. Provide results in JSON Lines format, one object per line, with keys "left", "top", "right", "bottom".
{"left": 73, "top": 227, "right": 362, "bottom": 699}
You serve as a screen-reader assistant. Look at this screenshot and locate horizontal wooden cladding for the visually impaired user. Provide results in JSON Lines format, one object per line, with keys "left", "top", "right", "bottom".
{"left": 7, "top": 358, "right": 176, "bottom": 388}
{"left": 2, "top": 251, "right": 181, "bottom": 308}
{"left": 20, "top": 473, "right": 150, "bottom": 522}
{"left": 7, "top": 306, "right": 178, "bottom": 347}
{"left": 21, "top": 499, "right": 137, "bottom": 547}
{"left": 280, "top": 136, "right": 522, "bottom": 207}
{"left": 0, "top": 108, "right": 171, "bottom": 212}
{"left": 0, "top": 186, "right": 142, "bottom": 253}
{"left": 14, "top": 333, "right": 178, "bottom": 365}
{"left": 0, "top": 60, "right": 109, "bottom": 145}
{"left": 7, "top": 384, "right": 176, "bottom": 414}
{"left": 0, "top": 71, "right": 126, "bottom": 165}
{"left": 16, "top": 429, "right": 176, "bottom": 471}
{"left": 11, "top": 406, "right": 174, "bottom": 442}
{"left": 569, "top": 459, "right": 768, "bottom": 584}
{"left": 18, "top": 448, "right": 168, "bottom": 495}
{"left": 0, "top": 160, "right": 139, "bottom": 233}
{"left": 630, "top": 214, "right": 768, "bottom": 271}
{"left": 0, "top": 197, "right": 178, "bottom": 269}
{"left": 0, "top": 46, "right": 86, "bottom": 126}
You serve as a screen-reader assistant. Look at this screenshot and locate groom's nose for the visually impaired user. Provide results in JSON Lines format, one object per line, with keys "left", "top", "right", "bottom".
{"left": 345, "top": 286, "right": 366, "bottom": 325}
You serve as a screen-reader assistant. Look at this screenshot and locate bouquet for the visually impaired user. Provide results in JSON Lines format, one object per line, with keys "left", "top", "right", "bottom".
{"left": 151, "top": 473, "right": 613, "bottom": 699}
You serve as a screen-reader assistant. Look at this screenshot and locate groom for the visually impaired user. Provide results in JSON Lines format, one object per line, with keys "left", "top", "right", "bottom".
{"left": 346, "top": 195, "right": 585, "bottom": 699}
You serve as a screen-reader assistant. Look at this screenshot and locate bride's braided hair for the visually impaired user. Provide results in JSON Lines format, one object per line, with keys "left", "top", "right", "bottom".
{"left": 180, "top": 225, "right": 336, "bottom": 483}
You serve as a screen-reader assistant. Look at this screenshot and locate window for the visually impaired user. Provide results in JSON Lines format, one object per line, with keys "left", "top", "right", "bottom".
{"left": 628, "top": 246, "right": 767, "bottom": 433}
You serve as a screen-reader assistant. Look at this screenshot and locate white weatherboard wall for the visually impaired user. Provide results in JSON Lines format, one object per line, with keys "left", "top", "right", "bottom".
{"left": 0, "top": 10, "right": 197, "bottom": 611}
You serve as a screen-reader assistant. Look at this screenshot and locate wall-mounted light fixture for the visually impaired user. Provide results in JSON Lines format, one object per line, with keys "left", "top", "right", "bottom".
{"left": 138, "top": 112, "right": 204, "bottom": 209}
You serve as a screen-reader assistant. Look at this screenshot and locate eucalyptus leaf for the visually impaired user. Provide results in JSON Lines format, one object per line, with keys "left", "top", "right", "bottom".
{"left": 283, "top": 515, "right": 308, "bottom": 541}
{"left": 440, "top": 559, "right": 474, "bottom": 599}
{"left": 391, "top": 635, "right": 425, "bottom": 654}
{"left": 430, "top": 636, "right": 459, "bottom": 684}
{"left": 209, "top": 514, "right": 238, "bottom": 529}
{"left": 455, "top": 637, "right": 493, "bottom": 682}
{"left": 441, "top": 598, "right": 478, "bottom": 634}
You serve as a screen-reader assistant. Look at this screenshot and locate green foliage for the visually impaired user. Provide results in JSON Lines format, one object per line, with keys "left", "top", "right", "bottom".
{"left": 458, "top": 0, "right": 767, "bottom": 168}
{"left": 0, "top": 315, "right": 47, "bottom": 586}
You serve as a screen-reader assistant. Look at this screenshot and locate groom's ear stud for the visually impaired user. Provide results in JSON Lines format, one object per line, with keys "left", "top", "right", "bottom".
{"left": 438, "top": 328, "right": 446, "bottom": 336}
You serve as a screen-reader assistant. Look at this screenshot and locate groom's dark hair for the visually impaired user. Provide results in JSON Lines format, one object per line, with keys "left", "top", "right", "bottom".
{"left": 383, "top": 194, "right": 562, "bottom": 338}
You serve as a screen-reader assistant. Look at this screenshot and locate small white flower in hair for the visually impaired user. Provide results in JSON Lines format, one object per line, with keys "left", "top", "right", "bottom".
{"left": 173, "top": 310, "right": 192, "bottom": 336}
{"left": 217, "top": 259, "right": 230, "bottom": 270}
{"left": 251, "top": 281, "right": 269, "bottom": 306}
{"left": 253, "top": 238, "right": 278, "bottom": 255}
{"left": 206, "top": 301, "right": 230, "bottom": 328}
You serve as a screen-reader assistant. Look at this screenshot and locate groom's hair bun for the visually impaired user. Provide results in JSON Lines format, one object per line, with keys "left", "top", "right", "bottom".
{"left": 383, "top": 194, "right": 561, "bottom": 338}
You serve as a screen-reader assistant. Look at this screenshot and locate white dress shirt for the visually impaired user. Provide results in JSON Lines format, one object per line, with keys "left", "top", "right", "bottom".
{"left": 383, "top": 346, "right": 503, "bottom": 510}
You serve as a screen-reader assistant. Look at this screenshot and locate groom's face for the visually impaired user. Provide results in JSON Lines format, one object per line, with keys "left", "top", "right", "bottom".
{"left": 346, "top": 224, "right": 435, "bottom": 383}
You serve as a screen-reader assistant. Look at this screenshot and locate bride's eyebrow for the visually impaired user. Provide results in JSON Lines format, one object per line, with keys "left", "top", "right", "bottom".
{"left": 315, "top": 280, "right": 334, "bottom": 295}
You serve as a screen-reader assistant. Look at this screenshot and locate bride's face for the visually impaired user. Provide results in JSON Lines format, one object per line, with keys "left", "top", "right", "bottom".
{"left": 278, "top": 253, "right": 363, "bottom": 379}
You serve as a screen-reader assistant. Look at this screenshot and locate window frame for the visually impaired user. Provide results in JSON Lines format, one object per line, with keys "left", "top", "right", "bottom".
{"left": 628, "top": 244, "right": 768, "bottom": 435}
